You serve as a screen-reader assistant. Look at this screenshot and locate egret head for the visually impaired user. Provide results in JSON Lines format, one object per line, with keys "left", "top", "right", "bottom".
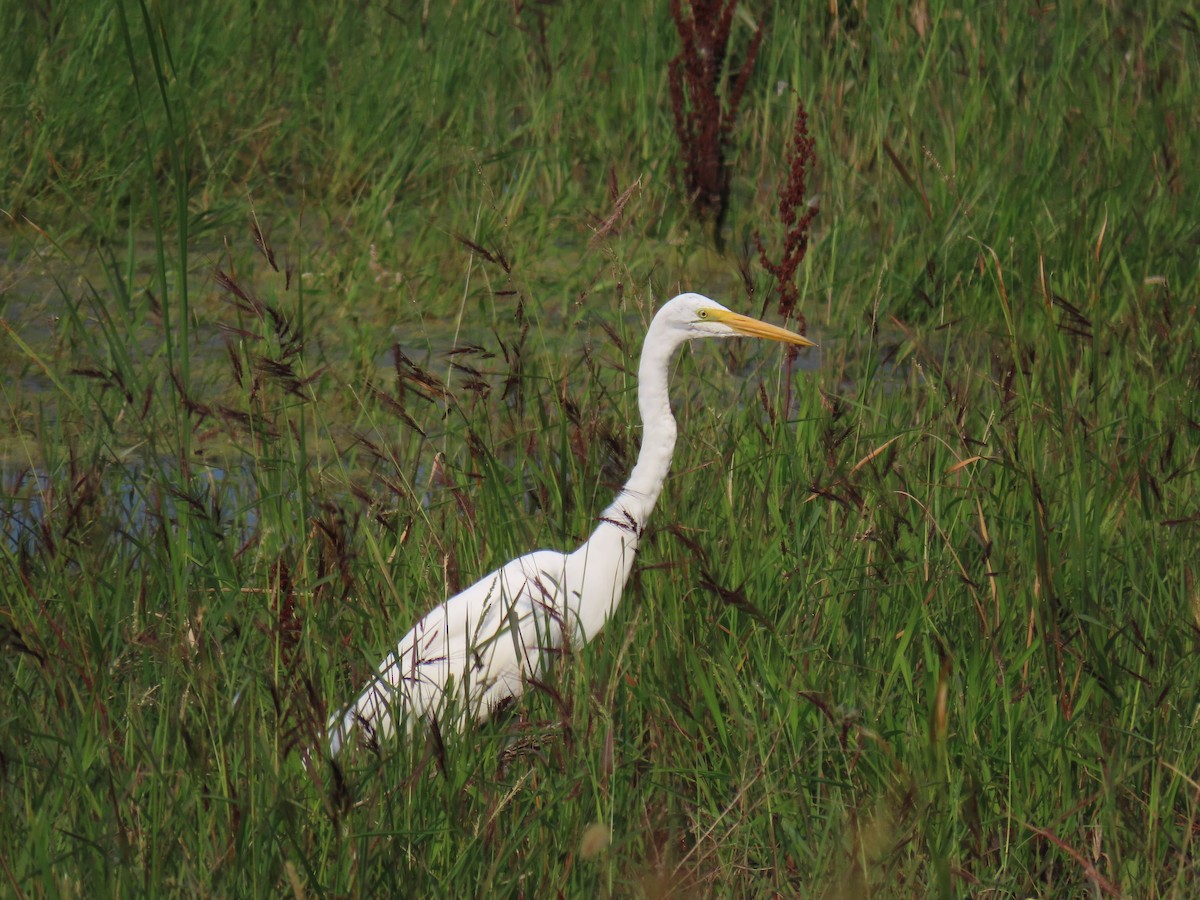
{"left": 661, "top": 293, "right": 817, "bottom": 348}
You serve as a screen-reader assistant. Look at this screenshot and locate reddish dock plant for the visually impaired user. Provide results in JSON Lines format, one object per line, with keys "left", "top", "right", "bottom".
{"left": 668, "top": 0, "right": 763, "bottom": 247}
{"left": 755, "top": 100, "right": 818, "bottom": 325}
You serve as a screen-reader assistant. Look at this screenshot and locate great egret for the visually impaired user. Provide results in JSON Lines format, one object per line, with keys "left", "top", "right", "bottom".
{"left": 328, "top": 293, "right": 814, "bottom": 755}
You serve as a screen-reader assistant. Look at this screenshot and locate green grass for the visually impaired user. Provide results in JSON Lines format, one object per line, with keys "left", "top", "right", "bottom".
{"left": 3, "top": 0, "right": 1199, "bottom": 895}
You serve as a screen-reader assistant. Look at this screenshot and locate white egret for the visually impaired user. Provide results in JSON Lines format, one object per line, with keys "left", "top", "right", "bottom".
{"left": 328, "top": 293, "right": 815, "bottom": 755}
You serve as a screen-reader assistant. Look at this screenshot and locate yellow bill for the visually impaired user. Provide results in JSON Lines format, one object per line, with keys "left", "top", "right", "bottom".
{"left": 708, "top": 309, "right": 817, "bottom": 348}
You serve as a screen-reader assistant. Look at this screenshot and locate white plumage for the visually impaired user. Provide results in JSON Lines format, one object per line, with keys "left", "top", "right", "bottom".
{"left": 328, "top": 293, "right": 814, "bottom": 755}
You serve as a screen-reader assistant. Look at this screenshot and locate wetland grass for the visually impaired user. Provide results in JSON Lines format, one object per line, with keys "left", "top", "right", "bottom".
{"left": 2, "top": 1, "right": 1198, "bottom": 895}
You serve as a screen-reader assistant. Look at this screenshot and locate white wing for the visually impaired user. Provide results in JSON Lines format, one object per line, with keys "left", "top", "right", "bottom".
{"left": 328, "top": 549, "right": 574, "bottom": 754}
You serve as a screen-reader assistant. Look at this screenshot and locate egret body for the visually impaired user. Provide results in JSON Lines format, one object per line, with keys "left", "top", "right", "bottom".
{"left": 328, "top": 293, "right": 814, "bottom": 754}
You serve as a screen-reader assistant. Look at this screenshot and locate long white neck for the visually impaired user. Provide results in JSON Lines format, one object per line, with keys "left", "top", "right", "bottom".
{"left": 566, "top": 301, "right": 710, "bottom": 642}
{"left": 600, "top": 313, "right": 687, "bottom": 533}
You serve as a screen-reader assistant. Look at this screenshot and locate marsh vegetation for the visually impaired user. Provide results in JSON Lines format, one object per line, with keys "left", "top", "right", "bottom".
{"left": 2, "top": 1, "right": 1198, "bottom": 895}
